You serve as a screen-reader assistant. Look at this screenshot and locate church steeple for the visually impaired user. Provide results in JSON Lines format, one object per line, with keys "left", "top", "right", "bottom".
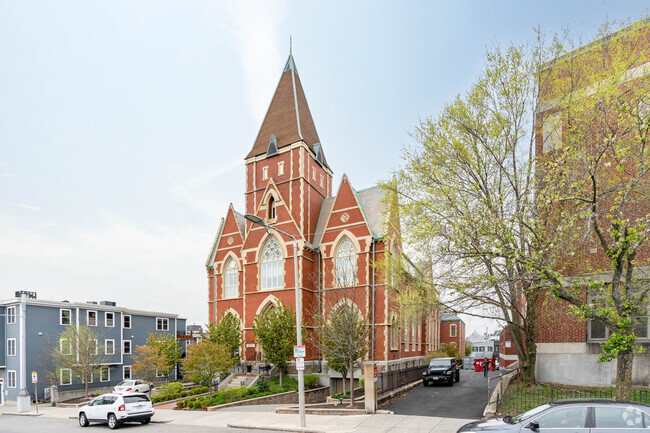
{"left": 246, "top": 54, "right": 329, "bottom": 169}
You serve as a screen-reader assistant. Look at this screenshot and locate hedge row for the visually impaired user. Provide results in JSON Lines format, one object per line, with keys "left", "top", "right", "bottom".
{"left": 151, "top": 386, "right": 209, "bottom": 404}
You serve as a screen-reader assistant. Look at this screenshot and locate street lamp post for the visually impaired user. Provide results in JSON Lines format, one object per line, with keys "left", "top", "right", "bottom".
{"left": 244, "top": 214, "right": 305, "bottom": 428}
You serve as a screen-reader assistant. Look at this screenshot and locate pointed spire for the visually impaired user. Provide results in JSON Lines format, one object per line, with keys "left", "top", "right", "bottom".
{"left": 246, "top": 53, "right": 328, "bottom": 169}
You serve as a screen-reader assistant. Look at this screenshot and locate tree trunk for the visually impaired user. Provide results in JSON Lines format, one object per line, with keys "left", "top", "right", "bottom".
{"left": 615, "top": 349, "right": 634, "bottom": 402}
{"left": 341, "top": 372, "right": 347, "bottom": 394}
{"left": 348, "top": 359, "right": 354, "bottom": 408}
{"left": 279, "top": 369, "right": 283, "bottom": 387}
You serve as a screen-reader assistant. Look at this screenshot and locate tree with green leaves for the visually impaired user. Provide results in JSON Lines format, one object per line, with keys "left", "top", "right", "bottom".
{"left": 206, "top": 312, "right": 242, "bottom": 367}
{"left": 131, "top": 344, "right": 164, "bottom": 387}
{"left": 316, "top": 299, "right": 369, "bottom": 407}
{"left": 143, "top": 333, "right": 182, "bottom": 384}
{"left": 535, "top": 20, "right": 650, "bottom": 401}
{"left": 383, "top": 38, "right": 556, "bottom": 385}
{"left": 252, "top": 301, "right": 297, "bottom": 386}
{"left": 182, "top": 340, "right": 233, "bottom": 396}
{"left": 48, "top": 325, "right": 110, "bottom": 398}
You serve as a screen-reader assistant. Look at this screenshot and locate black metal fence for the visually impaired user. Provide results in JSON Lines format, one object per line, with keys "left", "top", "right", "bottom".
{"left": 376, "top": 365, "right": 427, "bottom": 393}
{"left": 497, "top": 385, "right": 650, "bottom": 416}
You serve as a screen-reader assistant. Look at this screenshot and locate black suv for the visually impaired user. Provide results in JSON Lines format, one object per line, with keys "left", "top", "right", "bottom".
{"left": 422, "top": 357, "right": 459, "bottom": 386}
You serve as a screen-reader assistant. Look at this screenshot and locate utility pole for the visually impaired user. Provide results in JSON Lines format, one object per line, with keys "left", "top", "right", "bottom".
{"left": 16, "top": 294, "right": 31, "bottom": 413}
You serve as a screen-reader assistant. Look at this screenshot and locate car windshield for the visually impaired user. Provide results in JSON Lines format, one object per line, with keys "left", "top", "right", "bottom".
{"left": 429, "top": 360, "right": 451, "bottom": 368}
{"left": 116, "top": 380, "right": 134, "bottom": 386}
{"left": 511, "top": 404, "right": 551, "bottom": 424}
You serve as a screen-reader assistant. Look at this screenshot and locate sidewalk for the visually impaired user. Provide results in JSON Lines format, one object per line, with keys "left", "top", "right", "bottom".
{"left": 1, "top": 400, "right": 472, "bottom": 433}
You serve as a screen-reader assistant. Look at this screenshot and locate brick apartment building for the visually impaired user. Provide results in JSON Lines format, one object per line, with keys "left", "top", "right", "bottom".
{"left": 534, "top": 21, "right": 650, "bottom": 386}
{"left": 205, "top": 55, "right": 440, "bottom": 378}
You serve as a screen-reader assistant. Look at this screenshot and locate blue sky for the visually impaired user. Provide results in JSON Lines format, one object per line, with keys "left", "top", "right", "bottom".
{"left": 1, "top": 1, "right": 647, "bottom": 331}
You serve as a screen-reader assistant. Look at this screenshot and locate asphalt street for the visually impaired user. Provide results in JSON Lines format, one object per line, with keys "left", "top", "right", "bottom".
{"left": 0, "top": 416, "right": 279, "bottom": 433}
{"left": 386, "top": 368, "right": 499, "bottom": 419}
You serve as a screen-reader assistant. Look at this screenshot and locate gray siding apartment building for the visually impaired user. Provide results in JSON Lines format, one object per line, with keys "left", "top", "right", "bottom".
{"left": 1, "top": 292, "right": 187, "bottom": 401}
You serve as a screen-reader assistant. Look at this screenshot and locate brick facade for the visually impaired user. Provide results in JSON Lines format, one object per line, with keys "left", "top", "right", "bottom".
{"left": 206, "top": 55, "right": 439, "bottom": 374}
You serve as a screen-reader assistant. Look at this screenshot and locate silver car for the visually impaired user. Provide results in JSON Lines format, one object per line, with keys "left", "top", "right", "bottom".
{"left": 78, "top": 393, "right": 154, "bottom": 429}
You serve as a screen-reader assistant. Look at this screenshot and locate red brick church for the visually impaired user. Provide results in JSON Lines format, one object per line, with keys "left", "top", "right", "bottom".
{"left": 205, "top": 54, "right": 439, "bottom": 375}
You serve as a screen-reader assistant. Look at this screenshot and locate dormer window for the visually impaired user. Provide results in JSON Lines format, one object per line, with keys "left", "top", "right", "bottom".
{"left": 266, "top": 134, "right": 278, "bottom": 157}
{"left": 268, "top": 196, "right": 276, "bottom": 221}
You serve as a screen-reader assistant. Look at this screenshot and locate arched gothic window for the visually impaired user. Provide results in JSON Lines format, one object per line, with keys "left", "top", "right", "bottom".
{"left": 224, "top": 258, "right": 238, "bottom": 298}
{"left": 261, "top": 237, "right": 283, "bottom": 290}
{"left": 335, "top": 237, "right": 356, "bottom": 287}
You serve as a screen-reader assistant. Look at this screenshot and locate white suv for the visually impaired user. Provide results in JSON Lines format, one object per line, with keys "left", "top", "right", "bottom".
{"left": 78, "top": 393, "right": 154, "bottom": 429}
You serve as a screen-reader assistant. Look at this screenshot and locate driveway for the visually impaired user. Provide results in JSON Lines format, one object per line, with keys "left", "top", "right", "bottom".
{"left": 385, "top": 367, "right": 500, "bottom": 419}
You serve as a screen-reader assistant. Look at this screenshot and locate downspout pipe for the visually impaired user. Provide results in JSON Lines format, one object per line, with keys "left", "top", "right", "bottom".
{"left": 371, "top": 239, "right": 376, "bottom": 362}
{"left": 317, "top": 248, "right": 322, "bottom": 373}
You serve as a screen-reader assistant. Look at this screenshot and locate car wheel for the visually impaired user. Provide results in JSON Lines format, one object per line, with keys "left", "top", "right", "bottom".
{"left": 141, "top": 417, "right": 151, "bottom": 425}
{"left": 79, "top": 412, "right": 90, "bottom": 427}
{"left": 422, "top": 380, "right": 428, "bottom": 387}
{"left": 107, "top": 413, "right": 120, "bottom": 430}
{"left": 449, "top": 378, "right": 454, "bottom": 386}
{"left": 455, "top": 372, "right": 460, "bottom": 382}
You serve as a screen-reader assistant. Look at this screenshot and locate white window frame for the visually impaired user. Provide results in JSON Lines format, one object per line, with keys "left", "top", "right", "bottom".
{"left": 60, "top": 338, "right": 72, "bottom": 355}
{"left": 6, "top": 306, "right": 16, "bottom": 324}
{"left": 262, "top": 166, "right": 268, "bottom": 180}
{"left": 123, "top": 340, "right": 131, "bottom": 355}
{"left": 105, "top": 339, "right": 115, "bottom": 355}
{"left": 155, "top": 369, "right": 166, "bottom": 378}
{"left": 87, "top": 372, "right": 94, "bottom": 383}
{"left": 100, "top": 366, "right": 110, "bottom": 382}
{"left": 450, "top": 324, "right": 457, "bottom": 338}
{"left": 123, "top": 314, "right": 131, "bottom": 329}
{"left": 312, "top": 166, "right": 316, "bottom": 180}
{"left": 60, "top": 368, "right": 72, "bottom": 385}
{"left": 260, "top": 237, "right": 283, "bottom": 290}
{"left": 60, "top": 309, "right": 72, "bottom": 325}
{"left": 7, "top": 338, "right": 16, "bottom": 357}
{"left": 156, "top": 317, "right": 169, "bottom": 331}
{"left": 320, "top": 174, "right": 324, "bottom": 188}
{"left": 8, "top": 370, "right": 17, "bottom": 388}
{"left": 389, "top": 315, "right": 399, "bottom": 351}
{"left": 105, "top": 312, "right": 114, "bottom": 328}
{"left": 224, "top": 258, "right": 238, "bottom": 299}
{"left": 278, "top": 161, "right": 284, "bottom": 175}
{"left": 335, "top": 237, "right": 356, "bottom": 287}
{"left": 87, "top": 310, "right": 97, "bottom": 327}
{"left": 123, "top": 366, "right": 132, "bottom": 380}
{"left": 91, "top": 339, "right": 98, "bottom": 355}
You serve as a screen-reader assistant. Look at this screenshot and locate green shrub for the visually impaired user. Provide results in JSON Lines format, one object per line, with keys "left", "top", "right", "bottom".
{"left": 257, "top": 375, "right": 269, "bottom": 393}
{"left": 247, "top": 386, "right": 258, "bottom": 395}
{"left": 151, "top": 396, "right": 162, "bottom": 404}
{"left": 269, "top": 385, "right": 283, "bottom": 394}
{"left": 158, "top": 382, "right": 184, "bottom": 397}
{"left": 200, "top": 401, "right": 209, "bottom": 410}
{"left": 200, "top": 386, "right": 209, "bottom": 393}
{"left": 180, "top": 391, "right": 188, "bottom": 397}
{"left": 359, "top": 378, "right": 364, "bottom": 388}
{"left": 304, "top": 375, "right": 319, "bottom": 389}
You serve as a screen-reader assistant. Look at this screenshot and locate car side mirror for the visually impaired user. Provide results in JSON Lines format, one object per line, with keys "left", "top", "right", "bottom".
{"left": 526, "top": 421, "right": 539, "bottom": 431}
{"left": 503, "top": 415, "right": 513, "bottom": 424}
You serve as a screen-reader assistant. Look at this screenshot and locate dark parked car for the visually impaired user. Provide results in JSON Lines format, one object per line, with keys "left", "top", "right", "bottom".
{"left": 457, "top": 399, "right": 650, "bottom": 432}
{"left": 423, "top": 357, "right": 459, "bottom": 386}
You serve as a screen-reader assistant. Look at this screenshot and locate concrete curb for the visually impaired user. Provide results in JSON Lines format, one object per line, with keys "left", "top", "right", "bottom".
{"left": 226, "top": 422, "right": 328, "bottom": 433}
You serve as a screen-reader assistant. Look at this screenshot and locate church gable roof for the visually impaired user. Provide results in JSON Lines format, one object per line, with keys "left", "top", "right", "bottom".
{"left": 312, "top": 176, "right": 388, "bottom": 248}
{"left": 246, "top": 55, "right": 329, "bottom": 169}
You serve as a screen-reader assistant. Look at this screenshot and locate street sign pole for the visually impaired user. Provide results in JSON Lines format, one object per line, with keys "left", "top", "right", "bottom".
{"left": 32, "top": 371, "right": 38, "bottom": 414}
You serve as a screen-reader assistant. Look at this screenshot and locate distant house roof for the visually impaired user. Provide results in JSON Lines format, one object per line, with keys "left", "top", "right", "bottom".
{"left": 441, "top": 314, "right": 463, "bottom": 322}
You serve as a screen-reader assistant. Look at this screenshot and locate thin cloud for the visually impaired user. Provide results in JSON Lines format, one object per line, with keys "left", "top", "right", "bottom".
{"left": 2, "top": 201, "right": 43, "bottom": 212}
